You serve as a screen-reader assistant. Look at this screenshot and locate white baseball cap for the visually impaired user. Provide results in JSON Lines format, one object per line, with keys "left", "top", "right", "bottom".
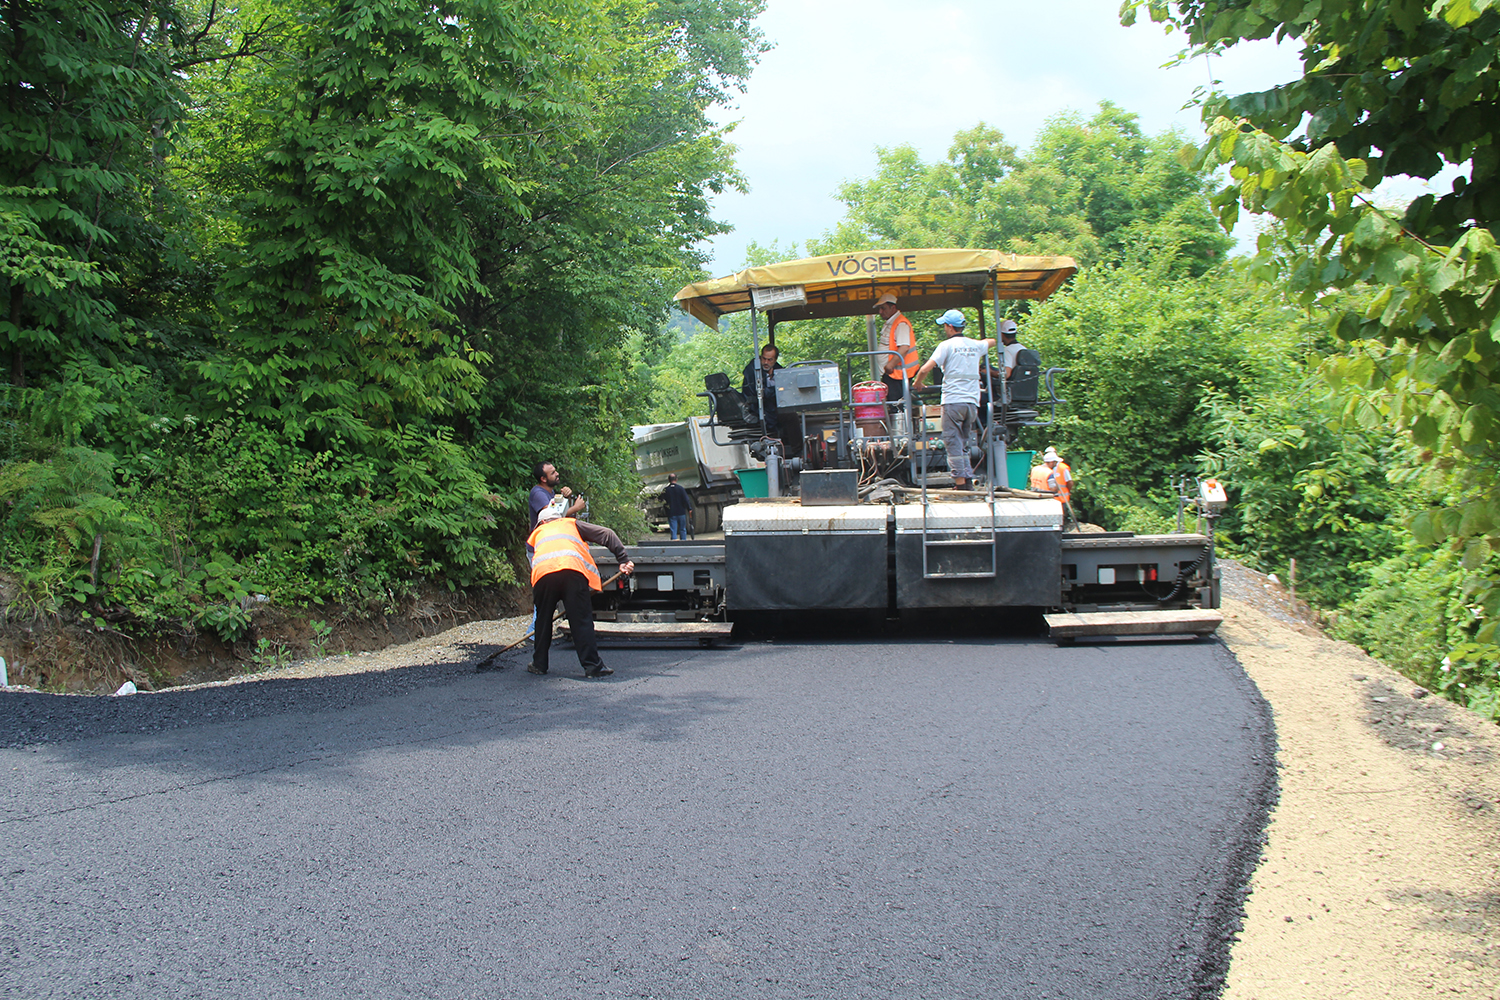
{"left": 537, "top": 495, "right": 571, "bottom": 523}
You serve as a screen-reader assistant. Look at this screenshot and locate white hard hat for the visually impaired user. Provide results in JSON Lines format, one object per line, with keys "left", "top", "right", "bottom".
{"left": 1043, "top": 447, "right": 1060, "bottom": 462}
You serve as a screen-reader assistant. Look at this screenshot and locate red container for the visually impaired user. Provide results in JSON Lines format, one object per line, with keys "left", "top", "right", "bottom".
{"left": 851, "top": 381, "right": 888, "bottom": 421}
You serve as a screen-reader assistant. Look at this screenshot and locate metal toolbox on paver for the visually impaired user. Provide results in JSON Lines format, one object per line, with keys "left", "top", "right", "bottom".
{"left": 724, "top": 502, "right": 888, "bottom": 610}
{"left": 799, "top": 469, "right": 860, "bottom": 506}
{"left": 894, "top": 499, "right": 1062, "bottom": 608}
{"left": 774, "top": 364, "right": 842, "bottom": 412}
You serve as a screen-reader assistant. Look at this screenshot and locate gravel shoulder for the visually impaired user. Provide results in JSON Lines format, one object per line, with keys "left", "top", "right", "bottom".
{"left": 1218, "top": 562, "right": 1500, "bottom": 999}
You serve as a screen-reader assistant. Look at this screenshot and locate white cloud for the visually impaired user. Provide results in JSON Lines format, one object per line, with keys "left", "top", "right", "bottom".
{"left": 703, "top": 0, "right": 1304, "bottom": 274}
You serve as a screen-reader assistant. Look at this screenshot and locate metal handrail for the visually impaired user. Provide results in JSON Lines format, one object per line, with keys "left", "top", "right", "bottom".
{"left": 697, "top": 390, "right": 735, "bottom": 447}
{"left": 843, "top": 349, "right": 909, "bottom": 430}
{"left": 999, "top": 366, "right": 1068, "bottom": 431}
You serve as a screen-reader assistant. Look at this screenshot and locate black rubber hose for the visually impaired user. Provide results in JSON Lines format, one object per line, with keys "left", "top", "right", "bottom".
{"left": 1158, "top": 519, "right": 1215, "bottom": 605}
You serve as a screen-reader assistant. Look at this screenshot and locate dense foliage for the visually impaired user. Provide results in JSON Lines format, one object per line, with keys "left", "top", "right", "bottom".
{"left": 646, "top": 107, "right": 1239, "bottom": 422}
{"left": 1, "top": 0, "right": 765, "bottom": 642}
{"left": 823, "top": 105, "right": 1234, "bottom": 278}
{"left": 1130, "top": 0, "right": 1500, "bottom": 714}
{"left": 5, "top": 0, "right": 1494, "bottom": 723}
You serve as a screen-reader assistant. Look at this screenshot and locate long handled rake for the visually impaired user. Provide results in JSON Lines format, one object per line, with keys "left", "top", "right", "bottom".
{"left": 474, "top": 569, "right": 625, "bottom": 671}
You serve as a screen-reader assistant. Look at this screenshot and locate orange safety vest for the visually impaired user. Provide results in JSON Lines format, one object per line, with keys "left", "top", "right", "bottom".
{"left": 887, "top": 313, "right": 919, "bottom": 379}
{"left": 1029, "top": 461, "right": 1072, "bottom": 504}
{"left": 526, "top": 519, "right": 603, "bottom": 591}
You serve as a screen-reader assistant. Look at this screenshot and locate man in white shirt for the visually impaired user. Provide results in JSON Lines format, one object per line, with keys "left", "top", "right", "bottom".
{"left": 998, "top": 319, "right": 1023, "bottom": 377}
{"left": 912, "top": 309, "right": 996, "bottom": 491}
{"left": 980, "top": 318, "right": 1023, "bottom": 432}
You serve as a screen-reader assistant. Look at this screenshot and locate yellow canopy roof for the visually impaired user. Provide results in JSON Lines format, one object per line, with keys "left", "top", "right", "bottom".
{"left": 674, "top": 248, "right": 1077, "bottom": 330}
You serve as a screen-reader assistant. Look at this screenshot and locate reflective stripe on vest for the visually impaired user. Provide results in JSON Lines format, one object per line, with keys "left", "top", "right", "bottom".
{"left": 526, "top": 519, "right": 603, "bottom": 591}
{"left": 888, "top": 313, "right": 919, "bottom": 378}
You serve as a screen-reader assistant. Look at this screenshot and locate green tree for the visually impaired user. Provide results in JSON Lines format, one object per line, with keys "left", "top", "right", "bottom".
{"left": 1129, "top": 0, "right": 1500, "bottom": 711}
{"left": 1130, "top": 0, "right": 1497, "bottom": 234}
{"left": 1197, "top": 381, "right": 1413, "bottom": 606}
{"left": 820, "top": 107, "right": 1232, "bottom": 276}
{"left": 459, "top": 0, "right": 762, "bottom": 537}
{"left": 1, "top": 0, "right": 769, "bottom": 640}
{"left": 1029, "top": 103, "right": 1234, "bottom": 275}
{"left": 1, "top": 0, "right": 186, "bottom": 388}
{"left": 194, "top": 0, "right": 605, "bottom": 443}
{"left": 0, "top": 0, "right": 284, "bottom": 393}
{"left": 1019, "top": 258, "right": 1312, "bottom": 526}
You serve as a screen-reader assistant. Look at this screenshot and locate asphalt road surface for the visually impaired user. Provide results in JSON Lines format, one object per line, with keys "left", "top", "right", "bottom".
{"left": 1, "top": 633, "right": 1275, "bottom": 999}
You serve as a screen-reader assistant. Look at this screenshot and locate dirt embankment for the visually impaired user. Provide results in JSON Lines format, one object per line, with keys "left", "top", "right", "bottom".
{"left": 0, "top": 582, "right": 526, "bottom": 693}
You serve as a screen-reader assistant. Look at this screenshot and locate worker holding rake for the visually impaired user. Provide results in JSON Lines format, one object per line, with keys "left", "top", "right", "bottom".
{"left": 524, "top": 495, "right": 635, "bottom": 678}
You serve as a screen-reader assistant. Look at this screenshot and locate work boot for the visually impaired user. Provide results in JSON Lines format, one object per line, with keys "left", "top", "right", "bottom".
{"left": 527, "top": 661, "right": 548, "bottom": 675}
{"left": 583, "top": 664, "right": 614, "bottom": 679}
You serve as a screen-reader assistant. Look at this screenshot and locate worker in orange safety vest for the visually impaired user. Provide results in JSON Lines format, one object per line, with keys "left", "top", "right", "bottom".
{"left": 523, "top": 496, "right": 634, "bottom": 678}
{"left": 873, "top": 292, "right": 919, "bottom": 402}
{"left": 1029, "top": 446, "right": 1073, "bottom": 505}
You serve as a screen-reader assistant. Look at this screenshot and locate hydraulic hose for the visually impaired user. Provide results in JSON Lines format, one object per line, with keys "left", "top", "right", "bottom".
{"left": 1157, "top": 517, "right": 1216, "bottom": 605}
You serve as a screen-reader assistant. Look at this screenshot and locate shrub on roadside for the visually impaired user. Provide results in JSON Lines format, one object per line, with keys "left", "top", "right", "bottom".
{"left": 1334, "top": 546, "right": 1500, "bottom": 721}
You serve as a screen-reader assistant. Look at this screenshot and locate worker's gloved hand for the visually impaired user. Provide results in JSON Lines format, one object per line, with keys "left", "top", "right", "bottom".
{"left": 620, "top": 560, "right": 635, "bottom": 576}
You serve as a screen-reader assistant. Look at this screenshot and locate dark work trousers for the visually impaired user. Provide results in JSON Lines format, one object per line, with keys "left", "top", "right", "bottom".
{"left": 531, "top": 568, "right": 604, "bottom": 674}
{"left": 881, "top": 373, "right": 907, "bottom": 402}
{"left": 941, "top": 402, "right": 979, "bottom": 482}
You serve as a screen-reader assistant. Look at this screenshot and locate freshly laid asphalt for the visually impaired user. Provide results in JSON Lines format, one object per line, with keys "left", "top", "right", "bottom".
{"left": 0, "top": 632, "right": 1275, "bottom": 999}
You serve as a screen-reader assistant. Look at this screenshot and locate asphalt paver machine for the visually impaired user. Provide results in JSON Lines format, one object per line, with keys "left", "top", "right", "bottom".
{"left": 583, "top": 249, "right": 1224, "bottom": 643}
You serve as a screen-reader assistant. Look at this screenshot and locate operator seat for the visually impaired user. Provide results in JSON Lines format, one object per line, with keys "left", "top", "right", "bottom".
{"left": 703, "top": 372, "right": 765, "bottom": 442}
{"left": 998, "top": 348, "right": 1043, "bottom": 445}
{"left": 1007, "top": 348, "right": 1041, "bottom": 407}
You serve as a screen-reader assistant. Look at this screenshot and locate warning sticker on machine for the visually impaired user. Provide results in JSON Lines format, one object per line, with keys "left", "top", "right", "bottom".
{"left": 819, "top": 367, "right": 840, "bottom": 400}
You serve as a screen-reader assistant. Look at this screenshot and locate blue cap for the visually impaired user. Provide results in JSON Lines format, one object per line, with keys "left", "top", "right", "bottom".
{"left": 937, "top": 308, "right": 966, "bottom": 328}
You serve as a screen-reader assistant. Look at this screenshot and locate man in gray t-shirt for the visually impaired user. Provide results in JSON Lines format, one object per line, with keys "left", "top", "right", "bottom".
{"left": 912, "top": 309, "right": 997, "bottom": 490}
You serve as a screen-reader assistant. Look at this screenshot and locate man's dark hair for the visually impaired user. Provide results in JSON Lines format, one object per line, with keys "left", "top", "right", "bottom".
{"left": 668, "top": 473, "right": 677, "bottom": 482}
{"left": 761, "top": 344, "right": 778, "bottom": 358}
{"left": 533, "top": 461, "right": 553, "bottom": 482}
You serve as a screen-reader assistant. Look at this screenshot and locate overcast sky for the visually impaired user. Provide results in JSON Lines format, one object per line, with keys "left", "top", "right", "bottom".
{"left": 699, "top": 0, "right": 1306, "bottom": 276}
